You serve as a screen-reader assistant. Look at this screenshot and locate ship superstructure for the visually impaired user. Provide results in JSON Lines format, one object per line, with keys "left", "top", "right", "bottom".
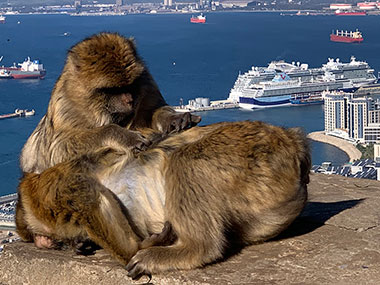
{"left": 228, "top": 56, "right": 377, "bottom": 109}
{"left": 330, "top": 29, "right": 363, "bottom": 43}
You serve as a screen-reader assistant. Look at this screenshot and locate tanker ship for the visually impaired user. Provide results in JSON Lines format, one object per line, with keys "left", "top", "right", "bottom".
{"left": 1, "top": 57, "right": 46, "bottom": 79}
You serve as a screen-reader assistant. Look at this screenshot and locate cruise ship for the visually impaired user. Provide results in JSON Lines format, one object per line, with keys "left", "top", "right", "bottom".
{"left": 228, "top": 56, "right": 377, "bottom": 109}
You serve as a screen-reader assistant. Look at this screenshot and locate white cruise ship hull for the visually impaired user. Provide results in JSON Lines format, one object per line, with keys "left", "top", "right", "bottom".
{"left": 239, "top": 95, "right": 292, "bottom": 109}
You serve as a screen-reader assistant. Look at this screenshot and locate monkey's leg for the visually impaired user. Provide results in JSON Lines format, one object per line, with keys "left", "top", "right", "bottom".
{"left": 126, "top": 187, "right": 225, "bottom": 278}
{"left": 126, "top": 233, "right": 222, "bottom": 280}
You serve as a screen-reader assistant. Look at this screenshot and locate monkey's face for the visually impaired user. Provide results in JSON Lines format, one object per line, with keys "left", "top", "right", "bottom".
{"left": 97, "top": 86, "right": 136, "bottom": 116}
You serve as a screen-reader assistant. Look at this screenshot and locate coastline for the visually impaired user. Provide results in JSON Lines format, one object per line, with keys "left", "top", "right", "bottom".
{"left": 307, "top": 131, "right": 362, "bottom": 163}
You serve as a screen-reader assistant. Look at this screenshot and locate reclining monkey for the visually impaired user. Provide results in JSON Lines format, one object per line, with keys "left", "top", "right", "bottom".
{"left": 16, "top": 120, "right": 310, "bottom": 280}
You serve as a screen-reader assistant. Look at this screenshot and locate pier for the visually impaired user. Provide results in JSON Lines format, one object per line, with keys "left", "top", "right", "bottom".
{"left": 173, "top": 99, "right": 239, "bottom": 112}
{"left": 0, "top": 109, "right": 35, "bottom": 120}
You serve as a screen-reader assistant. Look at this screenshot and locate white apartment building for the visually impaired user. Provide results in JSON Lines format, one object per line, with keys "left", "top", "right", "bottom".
{"left": 347, "top": 97, "right": 370, "bottom": 141}
{"left": 324, "top": 91, "right": 380, "bottom": 143}
{"left": 324, "top": 91, "right": 349, "bottom": 132}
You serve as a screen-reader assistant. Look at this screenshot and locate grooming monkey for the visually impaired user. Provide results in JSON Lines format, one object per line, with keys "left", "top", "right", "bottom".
{"left": 16, "top": 120, "right": 311, "bottom": 279}
{"left": 20, "top": 32, "right": 200, "bottom": 175}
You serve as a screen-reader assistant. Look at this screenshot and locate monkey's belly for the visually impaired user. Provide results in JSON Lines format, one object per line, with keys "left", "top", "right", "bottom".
{"left": 100, "top": 164, "right": 166, "bottom": 238}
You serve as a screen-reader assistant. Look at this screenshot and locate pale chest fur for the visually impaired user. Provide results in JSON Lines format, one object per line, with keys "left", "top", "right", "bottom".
{"left": 99, "top": 160, "right": 166, "bottom": 238}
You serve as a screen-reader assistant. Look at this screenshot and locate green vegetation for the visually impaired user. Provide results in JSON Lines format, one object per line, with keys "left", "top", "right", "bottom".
{"left": 356, "top": 143, "right": 374, "bottom": 160}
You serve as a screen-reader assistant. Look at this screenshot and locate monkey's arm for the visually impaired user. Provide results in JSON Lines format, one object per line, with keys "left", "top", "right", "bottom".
{"left": 47, "top": 125, "right": 149, "bottom": 168}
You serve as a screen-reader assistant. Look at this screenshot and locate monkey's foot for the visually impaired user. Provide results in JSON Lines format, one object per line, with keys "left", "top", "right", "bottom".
{"left": 34, "top": 235, "right": 54, "bottom": 249}
{"left": 140, "top": 221, "right": 176, "bottom": 249}
{"left": 126, "top": 250, "right": 154, "bottom": 280}
{"left": 74, "top": 239, "right": 101, "bottom": 256}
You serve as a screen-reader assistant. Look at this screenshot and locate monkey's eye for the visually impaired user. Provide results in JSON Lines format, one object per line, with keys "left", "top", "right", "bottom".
{"left": 96, "top": 86, "right": 132, "bottom": 96}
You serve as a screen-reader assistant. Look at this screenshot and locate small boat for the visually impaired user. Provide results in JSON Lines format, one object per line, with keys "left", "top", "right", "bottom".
{"left": 190, "top": 14, "right": 206, "bottom": 24}
{"left": 0, "top": 15, "right": 5, "bottom": 24}
{"left": 24, "top": 109, "right": 35, "bottom": 116}
{"left": 0, "top": 69, "right": 12, "bottom": 79}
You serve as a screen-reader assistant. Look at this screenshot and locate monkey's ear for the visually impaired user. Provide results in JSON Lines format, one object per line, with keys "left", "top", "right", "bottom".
{"left": 67, "top": 50, "right": 81, "bottom": 71}
{"left": 127, "top": 37, "right": 138, "bottom": 54}
{"left": 128, "top": 37, "right": 137, "bottom": 47}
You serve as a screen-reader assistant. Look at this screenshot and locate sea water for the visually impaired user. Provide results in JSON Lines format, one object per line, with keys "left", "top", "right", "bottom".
{"left": 1, "top": 12, "right": 379, "bottom": 195}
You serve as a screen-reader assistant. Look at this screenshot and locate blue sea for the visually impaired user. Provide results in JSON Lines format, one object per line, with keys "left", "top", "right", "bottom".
{"left": 1, "top": 12, "right": 379, "bottom": 196}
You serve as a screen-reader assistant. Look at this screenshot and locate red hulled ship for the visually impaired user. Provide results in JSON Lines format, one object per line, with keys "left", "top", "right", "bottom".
{"left": 1, "top": 57, "right": 46, "bottom": 79}
{"left": 335, "top": 10, "right": 366, "bottom": 15}
{"left": 330, "top": 29, "right": 364, "bottom": 43}
{"left": 190, "top": 14, "right": 206, "bottom": 23}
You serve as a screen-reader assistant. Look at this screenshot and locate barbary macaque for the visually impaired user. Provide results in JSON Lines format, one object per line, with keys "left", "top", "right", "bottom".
{"left": 16, "top": 120, "right": 311, "bottom": 280}
{"left": 20, "top": 32, "right": 200, "bottom": 175}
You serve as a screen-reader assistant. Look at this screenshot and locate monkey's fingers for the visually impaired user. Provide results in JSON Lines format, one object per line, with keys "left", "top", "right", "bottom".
{"left": 126, "top": 261, "right": 152, "bottom": 281}
{"left": 190, "top": 114, "right": 201, "bottom": 125}
{"left": 34, "top": 235, "right": 55, "bottom": 249}
{"left": 75, "top": 239, "right": 100, "bottom": 256}
{"left": 168, "top": 112, "right": 201, "bottom": 134}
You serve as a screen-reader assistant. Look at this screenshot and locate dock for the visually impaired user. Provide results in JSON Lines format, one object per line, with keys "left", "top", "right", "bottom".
{"left": 173, "top": 99, "right": 239, "bottom": 112}
{"left": 354, "top": 84, "right": 380, "bottom": 96}
{"left": 0, "top": 109, "right": 35, "bottom": 120}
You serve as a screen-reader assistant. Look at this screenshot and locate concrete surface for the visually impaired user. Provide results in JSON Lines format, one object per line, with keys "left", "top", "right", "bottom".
{"left": 1, "top": 173, "right": 380, "bottom": 284}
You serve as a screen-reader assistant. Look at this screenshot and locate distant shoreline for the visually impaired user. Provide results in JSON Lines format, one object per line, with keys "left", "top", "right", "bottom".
{"left": 307, "top": 131, "right": 362, "bottom": 163}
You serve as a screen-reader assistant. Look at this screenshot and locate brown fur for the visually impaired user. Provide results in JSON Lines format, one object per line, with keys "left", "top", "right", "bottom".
{"left": 20, "top": 32, "right": 200, "bottom": 174}
{"left": 16, "top": 121, "right": 310, "bottom": 279}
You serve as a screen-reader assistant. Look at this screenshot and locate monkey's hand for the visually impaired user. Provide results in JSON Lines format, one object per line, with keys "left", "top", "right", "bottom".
{"left": 158, "top": 111, "right": 202, "bottom": 134}
{"left": 168, "top": 111, "right": 201, "bottom": 134}
{"left": 124, "top": 130, "right": 151, "bottom": 155}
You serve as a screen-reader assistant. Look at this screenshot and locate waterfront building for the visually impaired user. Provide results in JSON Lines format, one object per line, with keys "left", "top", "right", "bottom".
{"left": 324, "top": 91, "right": 350, "bottom": 132}
{"left": 347, "top": 97, "right": 370, "bottom": 142}
{"left": 74, "top": 1, "right": 81, "bottom": 8}
{"left": 164, "top": 0, "right": 173, "bottom": 6}
{"left": 374, "top": 144, "right": 380, "bottom": 161}
{"left": 116, "top": 0, "right": 125, "bottom": 6}
{"left": 324, "top": 91, "right": 380, "bottom": 143}
{"left": 329, "top": 3, "right": 352, "bottom": 10}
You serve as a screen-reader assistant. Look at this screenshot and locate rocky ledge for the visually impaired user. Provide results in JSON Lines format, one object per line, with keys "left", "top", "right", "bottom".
{"left": 1, "top": 173, "right": 380, "bottom": 285}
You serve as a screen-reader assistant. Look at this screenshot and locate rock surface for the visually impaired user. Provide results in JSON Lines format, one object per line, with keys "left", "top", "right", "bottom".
{"left": 1, "top": 173, "right": 380, "bottom": 284}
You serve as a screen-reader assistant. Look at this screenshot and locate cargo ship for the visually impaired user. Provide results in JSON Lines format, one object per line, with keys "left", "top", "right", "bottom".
{"left": 330, "top": 29, "right": 363, "bottom": 43}
{"left": 228, "top": 56, "right": 377, "bottom": 109}
{"left": 335, "top": 10, "right": 366, "bottom": 16}
{"left": 2, "top": 57, "right": 46, "bottom": 79}
{"left": 190, "top": 14, "right": 206, "bottom": 23}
